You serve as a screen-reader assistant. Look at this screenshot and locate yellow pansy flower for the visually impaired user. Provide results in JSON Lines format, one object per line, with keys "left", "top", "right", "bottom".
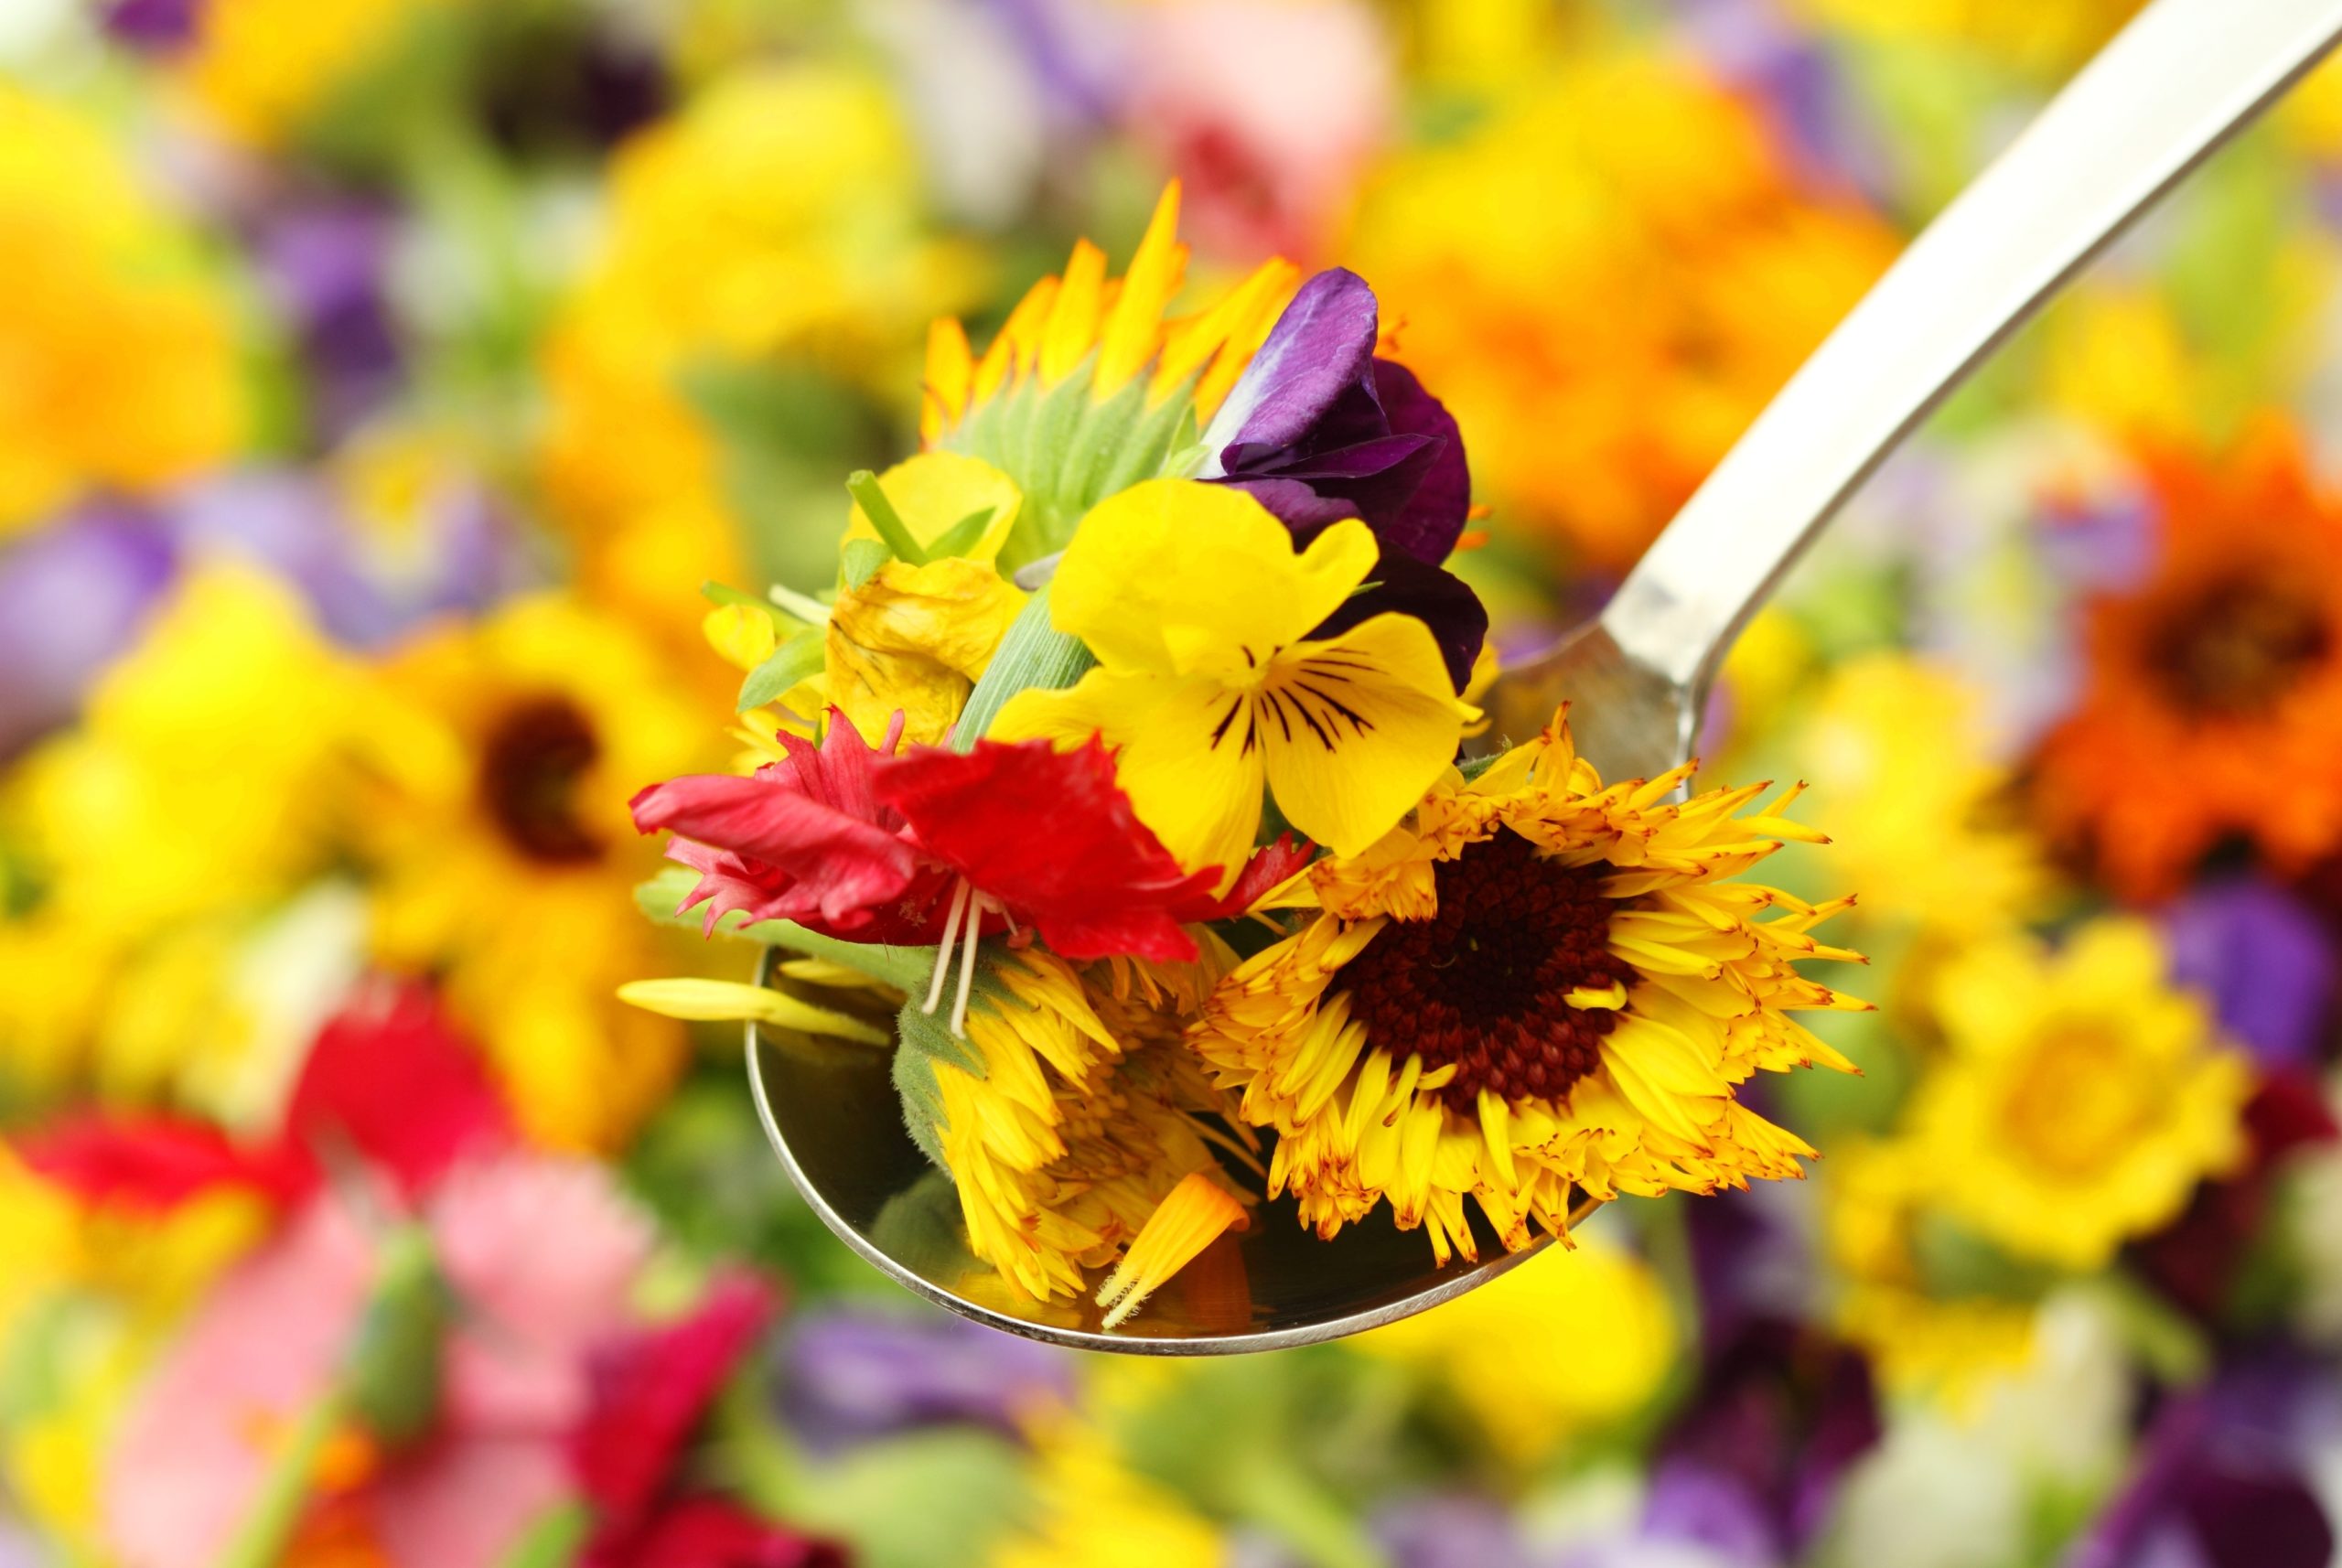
{"left": 994, "top": 480, "right": 1476, "bottom": 884}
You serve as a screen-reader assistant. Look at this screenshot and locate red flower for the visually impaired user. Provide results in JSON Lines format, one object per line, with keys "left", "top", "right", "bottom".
{"left": 599, "top": 1498, "right": 848, "bottom": 1568}
{"left": 572, "top": 1274, "right": 795, "bottom": 1565}
{"left": 635, "top": 711, "right": 1317, "bottom": 965}
{"left": 16, "top": 978, "right": 510, "bottom": 1211}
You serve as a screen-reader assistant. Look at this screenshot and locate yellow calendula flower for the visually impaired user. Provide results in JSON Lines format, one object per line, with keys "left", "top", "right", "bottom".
{"left": 0, "top": 88, "right": 242, "bottom": 532}
{"left": 1905, "top": 918, "right": 2252, "bottom": 1272}
{"left": 363, "top": 594, "right": 714, "bottom": 1150}
{"left": 540, "top": 62, "right": 977, "bottom": 635}
{"left": 994, "top": 480, "right": 1477, "bottom": 883}
{"left": 922, "top": 181, "right": 1300, "bottom": 566}
{"left": 1190, "top": 711, "right": 1867, "bottom": 1266}
{"left": 913, "top": 947, "right": 1255, "bottom": 1326}
{"left": 1358, "top": 1235, "right": 1675, "bottom": 1465}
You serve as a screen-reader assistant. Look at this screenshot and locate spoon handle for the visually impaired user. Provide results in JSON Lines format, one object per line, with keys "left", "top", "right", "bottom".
{"left": 1599, "top": 0, "right": 2342, "bottom": 695}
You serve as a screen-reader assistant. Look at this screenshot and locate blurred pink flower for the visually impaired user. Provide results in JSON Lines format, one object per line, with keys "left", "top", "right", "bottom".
{"left": 102, "top": 1157, "right": 655, "bottom": 1568}
{"left": 1123, "top": 0, "right": 1393, "bottom": 263}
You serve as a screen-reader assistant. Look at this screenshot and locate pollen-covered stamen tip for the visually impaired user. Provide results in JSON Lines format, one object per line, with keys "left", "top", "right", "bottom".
{"left": 1096, "top": 1173, "right": 1249, "bottom": 1330}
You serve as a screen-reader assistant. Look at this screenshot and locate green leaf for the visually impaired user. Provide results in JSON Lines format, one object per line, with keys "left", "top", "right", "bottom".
{"left": 846, "top": 469, "right": 929, "bottom": 565}
{"left": 921, "top": 505, "right": 998, "bottom": 563}
{"left": 951, "top": 586, "right": 1097, "bottom": 751}
{"left": 892, "top": 1043, "right": 951, "bottom": 1170}
{"left": 701, "top": 579, "right": 795, "bottom": 628}
{"left": 736, "top": 628, "right": 825, "bottom": 712}
{"left": 344, "top": 1226, "right": 448, "bottom": 1446}
{"left": 842, "top": 537, "right": 891, "bottom": 590}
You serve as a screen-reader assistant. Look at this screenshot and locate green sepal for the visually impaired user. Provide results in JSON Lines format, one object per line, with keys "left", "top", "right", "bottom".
{"left": 921, "top": 505, "right": 998, "bottom": 563}
{"left": 846, "top": 469, "right": 929, "bottom": 565}
{"left": 344, "top": 1224, "right": 448, "bottom": 1448}
{"left": 951, "top": 585, "right": 1096, "bottom": 751}
{"left": 889, "top": 947, "right": 1013, "bottom": 1171}
{"left": 736, "top": 628, "right": 824, "bottom": 712}
{"left": 841, "top": 537, "right": 891, "bottom": 590}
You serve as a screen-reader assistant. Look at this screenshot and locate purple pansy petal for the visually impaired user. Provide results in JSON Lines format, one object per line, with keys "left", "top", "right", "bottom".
{"left": 1228, "top": 478, "right": 1362, "bottom": 540}
{"left": 772, "top": 1305, "right": 1075, "bottom": 1453}
{"left": 1372, "top": 1495, "right": 1538, "bottom": 1568}
{"left": 1371, "top": 359, "right": 1471, "bottom": 562}
{"left": 0, "top": 502, "right": 178, "bottom": 757}
{"left": 1641, "top": 1461, "right": 1779, "bottom": 1568}
{"left": 102, "top": 0, "right": 201, "bottom": 50}
{"left": 2164, "top": 879, "right": 2336, "bottom": 1069}
{"left": 1308, "top": 549, "right": 1486, "bottom": 693}
{"left": 1202, "top": 267, "right": 1380, "bottom": 466}
{"left": 252, "top": 199, "right": 404, "bottom": 444}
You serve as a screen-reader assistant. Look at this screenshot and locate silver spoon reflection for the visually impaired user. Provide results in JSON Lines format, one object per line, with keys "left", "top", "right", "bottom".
{"left": 748, "top": 0, "right": 2342, "bottom": 1353}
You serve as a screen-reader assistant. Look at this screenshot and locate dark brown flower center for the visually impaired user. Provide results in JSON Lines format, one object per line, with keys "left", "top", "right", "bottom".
{"left": 1338, "top": 831, "right": 1635, "bottom": 1114}
{"left": 479, "top": 695, "right": 603, "bottom": 864}
{"left": 2146, "top": 574, "right": 2330, "bottom": 718}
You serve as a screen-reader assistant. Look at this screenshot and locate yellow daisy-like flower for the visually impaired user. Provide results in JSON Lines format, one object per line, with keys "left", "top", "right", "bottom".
{"left": 990, "top": 1403, "right": 1227, "bottom": 1568}
{"left": 922, "top": 181, "right": 1300, "bottom": 566}
{"left": 994, "top": 480, "right": 1477, "bottom": 883}
{"left": 361, "top": 594, "right": 714, "bottom": 1150}
{"left": 1190, "top": 711, "right": 1867, "bottom": 1266}
{"left": 1904, "top": 918, "right": 2252, "bottom": 1272}
{"left": 921, "top": 947, "right": 1255, "bottom": 1326}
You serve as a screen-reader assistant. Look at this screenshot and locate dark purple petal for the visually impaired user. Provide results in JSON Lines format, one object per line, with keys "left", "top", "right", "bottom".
{"left": 772, "top": 1305, "right": 1076, "bottom": 1453}
{"left": 2184, "top": 1470, "right": 2334, "bottom": 1568}
{"left": 102, "top": 0, "right": 201, "bottom": 51}
{"left": 1227, "top": 478, "right": 1361, "bottom": 541}
{"left": 252, "top": 199, "right": 403, "bottom": 443}
{"left": 0, "top": 502, "right": 178, "bottom": 757}
{"left": 1203, "top": 268, "right": 1379, "bottom": 462}
{"left": 2164, "top": 879, "right": 2335, "bottom": 1068}
{"left": 1308, "top": 550, "right": 1486, "bottom": 693}
{"left": 1371, "top": 359, "right": 1471, "bottom": 562}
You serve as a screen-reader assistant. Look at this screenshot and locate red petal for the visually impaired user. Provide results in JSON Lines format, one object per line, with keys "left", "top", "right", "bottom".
{"left": 874, "top": 738, "right": 1221, "bottom": 962}
{"left": 1173, "top": 832, "right": 1316, "bottom": 922}
{"left": 586, "top": 1498, "right": 847, "bottom": 1568}
{"left": 632, "top": 774, "right": 919, "bottom": 931}
{"left": 16, "top": 1116, "right": 309, "bottom": 1210}
{"left": 572, "top": 1273, "right": 778, "bottom": 1529}
{"left": 285, "top": 978, "right": 511, "bottom": 1200}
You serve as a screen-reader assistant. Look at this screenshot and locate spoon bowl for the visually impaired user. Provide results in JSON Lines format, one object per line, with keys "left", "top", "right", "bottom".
{"left": 747, "top": 0, "right": 2342, "bottom": 1351}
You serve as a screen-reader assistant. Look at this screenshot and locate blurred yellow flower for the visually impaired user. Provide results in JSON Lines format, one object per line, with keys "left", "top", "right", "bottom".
{"left": 1358, "top": 1235, "right": 1674, "bottom": 1464}
{"left": 0, "top": 568, "right": 376, "bottom": 1111}
{"left": 1781, "top": 0, "right": 2139, "bottom": 78}
{"left": 0, "top": 89, "right": 242, "bottom": 533}
{"left": 364, "top": 593, "right": 714, "bottom": 1151}
{"left": 1343, "top": 50, "right": 1895, "bottom": 568}
{"left": 169, "top": 0, "right": 460, "bottom": 145}
{"left": 991, "top": 1407, "right": 1227, "bottom": 1568}
{"left": 1792, "top": 654, "right": 2051, "bottom": 933}
{"left": 1906, "top": 918, "right": 2251, "bottom": 1272}
{"left": 540, "top": 62, "right": 978, "bottom": 636}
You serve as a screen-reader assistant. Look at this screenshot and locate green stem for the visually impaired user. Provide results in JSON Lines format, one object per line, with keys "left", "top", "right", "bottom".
{"left": 846, "top": 470, "right": 928, "bottom": 565}
{"left": 951, "top": 587, "right": 1096, "bottom": 751}
{"left": 742, "top": 919, "right": 938, "bottom": 995}
{"left": 219, "top": 1390, "right": 348, "bottom": 1568}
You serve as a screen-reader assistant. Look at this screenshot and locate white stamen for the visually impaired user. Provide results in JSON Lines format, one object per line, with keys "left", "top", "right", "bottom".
{"left": 950, "top": 892, "right": 986, "bottom": 1037}
{"left": 924, "top": 877, "right": 972, "bottom": 1015}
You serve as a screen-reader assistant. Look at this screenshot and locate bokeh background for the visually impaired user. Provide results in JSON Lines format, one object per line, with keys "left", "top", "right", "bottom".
{"left": 6, "top": 0, "right": 2342, "bottom": 1564}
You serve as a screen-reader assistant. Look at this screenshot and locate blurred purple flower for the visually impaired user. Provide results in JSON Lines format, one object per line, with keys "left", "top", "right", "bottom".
{"left": 2068, "top": 1356, "right": 2338, "bottom": 1568}
{"left": 1203, "top": 268, "right": 1486, "bottom": 689}
{"left": 2164, "top": 879, "right": 2336, "bottom": 1068}
{"left": 2038, "top": 481, "right": 2161, "bottom": 595}
{"left": 252, "top": 198, "right": 405, "bottom": 444}
{"left": 101, "top": 0, "right": 201, "bottom": 52}
{"left": 177, "top": 469, "right": 531, "bottom": 650}
{"left": 1677, "top": 0, "right": 1888, "bottom": 203}
{"left": 1373, "top": 1494, "right": 1541, "bottom": 1568}
{"left": 0, "top": 503, "right": 177, "bottom": 757}
{"left": 771, "top": 1305, "right": 1075, "bottom": 1454}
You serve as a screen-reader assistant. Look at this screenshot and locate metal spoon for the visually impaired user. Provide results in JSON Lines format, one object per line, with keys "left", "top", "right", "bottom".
{"left": 749, "top": 0, "right": 2342, "bottom": 1354}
